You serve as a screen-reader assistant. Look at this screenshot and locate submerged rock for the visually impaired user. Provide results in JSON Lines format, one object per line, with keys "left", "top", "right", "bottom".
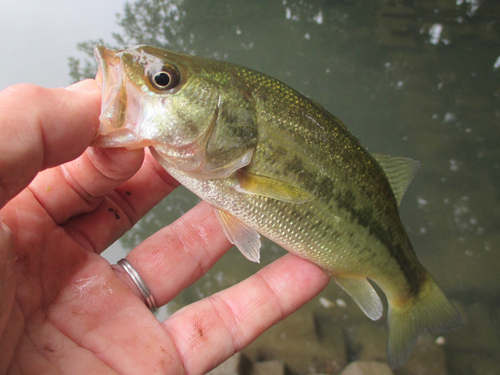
{"left": 345, "top": 322, "right": 388, "bottom": 363}
{"left": 207, "top": 352, "right": 253, "bottom": 375}
{"left": 395, "top": 334, "right": 448, "bottom": 375}
{"left": 243, "top": 308, "right": 347, "bottom": 374}
{"left": 252, "top": 360, "right": 292, "bottom": 375}
{"left": 339, "top": 361, "right": 393, "bottom": 375}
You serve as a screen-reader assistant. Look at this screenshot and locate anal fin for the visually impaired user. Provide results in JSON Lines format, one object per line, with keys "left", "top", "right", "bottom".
{"left": 214, "top": 208, "right": 261, "bottom": 263}
{"left": 333, "top": 276, "right": 383, "bottom": 321}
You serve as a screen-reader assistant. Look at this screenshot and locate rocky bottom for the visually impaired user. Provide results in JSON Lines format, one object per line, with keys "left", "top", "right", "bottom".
{"left": 207, "top": 290, "right": 500, "bottom": 375}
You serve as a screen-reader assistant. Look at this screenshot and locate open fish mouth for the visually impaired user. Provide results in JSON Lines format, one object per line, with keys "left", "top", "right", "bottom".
{"left": 93, "top": 45, "right": 147, "bottom": 149}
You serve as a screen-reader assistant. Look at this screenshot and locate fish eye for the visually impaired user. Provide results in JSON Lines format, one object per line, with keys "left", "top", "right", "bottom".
{"left": 149, "top": 64, "right": 180, "bottom": 90}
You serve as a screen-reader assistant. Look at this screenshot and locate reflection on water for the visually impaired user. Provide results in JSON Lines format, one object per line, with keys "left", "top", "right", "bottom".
{"left": 82, "top": 0, "right": 500, "bottom": 373}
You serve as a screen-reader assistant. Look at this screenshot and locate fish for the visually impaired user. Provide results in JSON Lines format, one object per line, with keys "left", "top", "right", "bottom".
{"left": 92, "top": 44, "right": 461, "bottom": 368}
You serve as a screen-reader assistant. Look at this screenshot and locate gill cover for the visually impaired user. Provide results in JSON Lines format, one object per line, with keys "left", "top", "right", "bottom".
{"left": 93, "top": 44, "right": 258, "bottom": 179}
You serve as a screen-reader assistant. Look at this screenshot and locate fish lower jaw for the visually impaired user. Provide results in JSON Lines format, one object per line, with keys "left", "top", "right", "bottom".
{"left": 92, "top": 128, "right": 153, "bottom": 149}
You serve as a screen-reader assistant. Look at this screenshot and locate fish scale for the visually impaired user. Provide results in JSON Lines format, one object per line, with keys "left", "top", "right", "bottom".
{"left": 243, "top": 77, "right": 414, "bottom": 279}
{"left": 93, "top": 44, "right": 462, "bottom": 368}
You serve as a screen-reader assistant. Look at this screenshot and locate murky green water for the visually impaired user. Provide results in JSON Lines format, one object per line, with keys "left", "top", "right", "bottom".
{"left": 85, "top": 0, "right": 500, "bottom": 373}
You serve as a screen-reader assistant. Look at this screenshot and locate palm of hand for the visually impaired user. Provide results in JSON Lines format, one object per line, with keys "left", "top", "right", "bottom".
{"left": 0, "top": 81, "right": 328, "bottom": 375}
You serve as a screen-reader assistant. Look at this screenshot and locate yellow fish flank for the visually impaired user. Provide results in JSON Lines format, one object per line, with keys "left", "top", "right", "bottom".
{"left": 92, "top": 44, "right": 461, "bottom": 368}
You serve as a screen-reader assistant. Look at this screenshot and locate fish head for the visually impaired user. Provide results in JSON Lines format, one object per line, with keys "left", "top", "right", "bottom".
{"left": 93, "top": 45, "right": 257, "bottom": 178}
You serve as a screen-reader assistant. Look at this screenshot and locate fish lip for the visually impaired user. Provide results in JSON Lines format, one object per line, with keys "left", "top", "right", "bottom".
{"left": 94, "top": 44, "right": 118, "bottom": 91}
{"left": 92, "top": 45, "right": 155, "bottom": 149}
{"left": 94, "top": 44, "right": 119, "bottom": 135}
{"left": 93, "top": 44, "right": 105, "bottom": 87}
{"left": 93, "top": 45, "right": 132, "bottom": 141}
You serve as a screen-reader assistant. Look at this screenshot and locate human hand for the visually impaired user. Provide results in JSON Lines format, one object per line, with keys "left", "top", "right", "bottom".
{"left": 0, "top": 80, "right": 330, "bottom": 374}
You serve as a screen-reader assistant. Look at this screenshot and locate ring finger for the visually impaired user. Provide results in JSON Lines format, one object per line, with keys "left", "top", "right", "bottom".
{"left": 115, "top": 200, "right": 233, "bottom": 308}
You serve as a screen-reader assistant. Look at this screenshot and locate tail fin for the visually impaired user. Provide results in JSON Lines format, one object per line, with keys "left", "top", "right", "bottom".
{"left": 387, "top": 277, "right": 462, "bottom": 368}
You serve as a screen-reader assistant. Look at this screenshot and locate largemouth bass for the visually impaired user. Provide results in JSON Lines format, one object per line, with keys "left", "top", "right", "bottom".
{"left": 92, "top": 45, "right": 461, "bottom": 368}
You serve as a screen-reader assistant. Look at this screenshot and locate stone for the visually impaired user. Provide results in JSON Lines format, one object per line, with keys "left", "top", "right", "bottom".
{"left": 345, "top": 322, "right": 388, "bottom": 363}
{"left": 340, "top": 361, "right": 393, "bottom": 375}
{"left": 252, "top": 360, "right": 291, "bottom": 375}
{"left": 396, "top": 334, "right": 448, "bottom": 375}
{"left": 243, "top": 308, "right": 347, "bottom": 374}
{"left": 344, "top": 320, "right": 450, "bottom": 373}
{"left": 207, "top": 352, "right": 253, "bottom": 375}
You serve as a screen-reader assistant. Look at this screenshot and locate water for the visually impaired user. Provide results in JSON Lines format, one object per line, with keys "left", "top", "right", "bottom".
{"left": 86, "top": 0, "right": 500, "bottom": 373}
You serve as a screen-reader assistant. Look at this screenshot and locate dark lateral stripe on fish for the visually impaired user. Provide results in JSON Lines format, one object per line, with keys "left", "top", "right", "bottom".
{"left": 283, "top": 156, "right": 320, "bottom": 192}
{"left": 333, "top": 189, "right": 425, "bottom": 297}
{"left": 282, "top": 154, "right": 424, "bottom": 296}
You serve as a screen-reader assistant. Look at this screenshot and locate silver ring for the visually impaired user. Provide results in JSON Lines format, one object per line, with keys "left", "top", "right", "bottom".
{"left": 117, "top": 258, "right": 157, "bottom": 313}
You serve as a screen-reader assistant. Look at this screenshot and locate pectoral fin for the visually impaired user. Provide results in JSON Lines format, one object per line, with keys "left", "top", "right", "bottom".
{"left": 234, "top": 171, "right": 314, "bottom": 204}
{"left": 214, "top": 208, "right": 261, "bottom": 263}
{"left": 333, "top": 276, "right": 383, "bottom": 321}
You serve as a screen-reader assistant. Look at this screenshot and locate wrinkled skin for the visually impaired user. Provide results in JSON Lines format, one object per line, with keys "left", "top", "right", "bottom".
{"left": 0, "top": 79, "right": 329, "bottom": 375}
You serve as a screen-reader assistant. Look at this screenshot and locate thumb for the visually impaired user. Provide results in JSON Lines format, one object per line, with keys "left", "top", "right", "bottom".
{"left": 0, "top": 79, "right": 101, "bottom": 207}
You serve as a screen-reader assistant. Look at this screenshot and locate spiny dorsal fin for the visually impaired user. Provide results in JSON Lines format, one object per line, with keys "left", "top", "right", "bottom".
{"left": 372, "top": 154, "right": 420, "bottom": 206}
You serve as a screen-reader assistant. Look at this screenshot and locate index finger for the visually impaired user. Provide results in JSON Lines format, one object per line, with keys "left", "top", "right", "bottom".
{"left": 0, "top": 80, "right": 101, "bottom": 207}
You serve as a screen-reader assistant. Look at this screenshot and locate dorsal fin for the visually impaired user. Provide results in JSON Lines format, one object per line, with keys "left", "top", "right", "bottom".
{"left": 372, "top": 154, "right": 420, "bottom": 206}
